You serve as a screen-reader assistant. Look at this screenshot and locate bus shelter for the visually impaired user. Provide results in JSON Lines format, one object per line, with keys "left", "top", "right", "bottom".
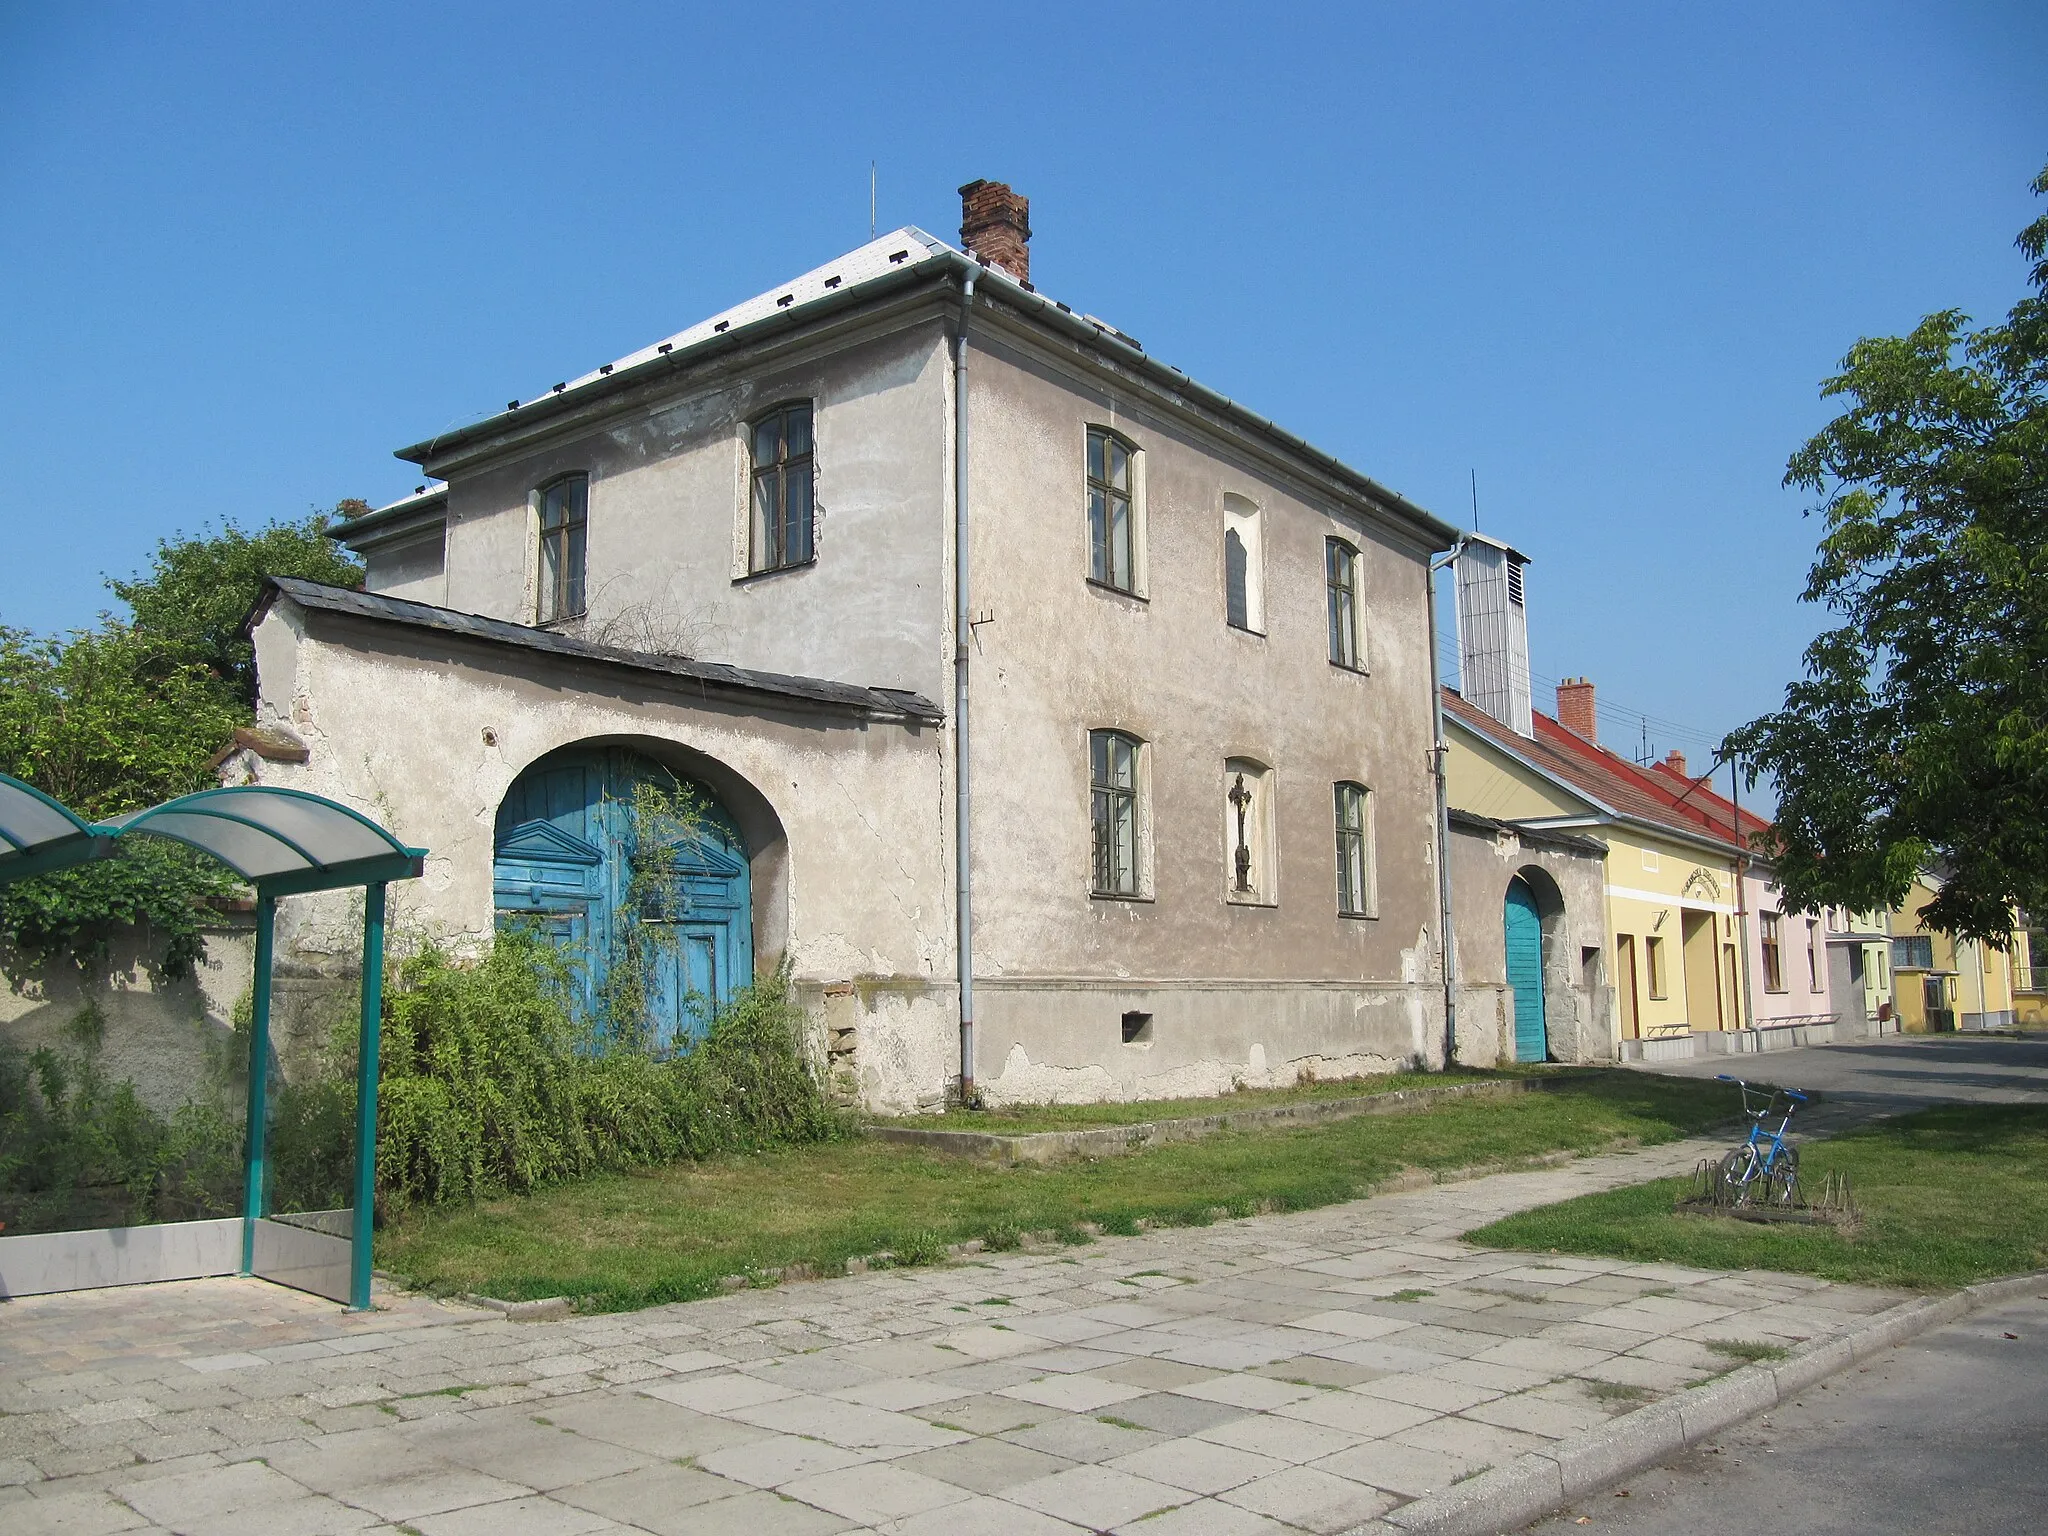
{"left": 0, "top": 773, "right": 423, "bottom": 1309}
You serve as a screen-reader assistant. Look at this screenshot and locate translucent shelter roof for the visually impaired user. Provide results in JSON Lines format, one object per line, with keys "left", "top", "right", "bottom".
{"left": 0, "top": 775, "right": 423, "bottom": 895}
{"left": 0, "top": 775, "right": 114, "bottom": 882}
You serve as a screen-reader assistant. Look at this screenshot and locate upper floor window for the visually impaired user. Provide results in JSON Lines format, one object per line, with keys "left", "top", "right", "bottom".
{"left": 1334, "top": 781, "right": 1373, "bottom": 917}
{"left": 537, "top": 475, "right": 588, "bottom": 623}
{"left": 750, "top": 402, "right": 815, "bottom": 574}
{"left": 1087, "top": 427, "right": 1139, "bottom": 593}
{"left": 1326, "top": 537, "right": 1361, "bottom": 668}
{"left": 1893, "top": 935, "right": 1933, "bottom": 971}
{"left": 1223, "top": 494, "right": 1263, "bottom": 633}
{"left": 1090, "top": 729, "right": 1143, "bottom": 897}
{"left": 1761, "top": 911, "right": 1785, "bottom": 992}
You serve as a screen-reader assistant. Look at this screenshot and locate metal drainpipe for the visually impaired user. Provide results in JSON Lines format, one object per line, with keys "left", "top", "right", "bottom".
{"left": 953, "top": 264, "right": 979, "bottom": 1104}
{"left": 1731, "top": 753, "right": 1756, "bottom": 1030}
{"left": 1426, "top": 544, "right": 1463, "bottom": 1068}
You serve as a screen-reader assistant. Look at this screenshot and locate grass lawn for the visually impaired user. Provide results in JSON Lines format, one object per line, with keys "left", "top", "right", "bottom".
{"left": 379, "top": 1068, "right": 1737, "bottom": 1313}
{"left": 874, "top": 1064, "right": 1562, "bottom": 1134}
{"left": 1465, "top": 1103, "right": 2048, "bottom": 1290}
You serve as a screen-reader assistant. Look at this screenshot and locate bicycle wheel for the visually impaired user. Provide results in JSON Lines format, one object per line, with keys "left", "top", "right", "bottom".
{"left": 1718, "top": 1145, "right": 1762, "bottom": 1205}
{"left": 1763, "top": 1145, "right": 1801, "bottom": 1206}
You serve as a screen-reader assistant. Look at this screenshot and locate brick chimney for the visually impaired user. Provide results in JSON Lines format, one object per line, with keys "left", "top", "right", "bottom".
{"left": 1663, "top": 748, "right": 1689, "bottom": 777}
{"left": 959, "top": 179, "right": 1031, "bottom": 288}
{"left": 1556, "top": 677, "right": 1596, "bottom": 743}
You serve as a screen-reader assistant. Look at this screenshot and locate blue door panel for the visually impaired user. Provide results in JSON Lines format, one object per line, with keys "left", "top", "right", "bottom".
{"left": 1504, "top": 878, "right": 1548, "bottom": 1063}
{"left": 493, "top": 747, "right": 751, "bottom": 1050}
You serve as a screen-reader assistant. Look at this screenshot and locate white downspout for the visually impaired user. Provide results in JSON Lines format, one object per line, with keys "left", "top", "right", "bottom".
{"left": 953, "top": 265, "right": 979, "bottom": 1103}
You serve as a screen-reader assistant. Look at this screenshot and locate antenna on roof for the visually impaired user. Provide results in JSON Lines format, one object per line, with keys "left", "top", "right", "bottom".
{"left": 1469, "top": 469, "right": 1479, "bottom": 531}
{"left": 870, "top": 161, "right": 877, "bottom": 238}
{"left": 1635, "top": 717, "right": 1657, "bottom": 767}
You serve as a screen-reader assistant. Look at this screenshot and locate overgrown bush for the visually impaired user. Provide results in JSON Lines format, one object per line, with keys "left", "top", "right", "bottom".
{"left": 0, "top": 932, "right": 845, "bottom": 1231}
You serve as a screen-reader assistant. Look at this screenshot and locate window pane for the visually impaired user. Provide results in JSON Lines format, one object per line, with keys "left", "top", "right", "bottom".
{"left": 1110, "top": 734, "right": 1135, "bottom": 789}
{"left": 754, "top": 417, "right": 781, "bottom": 465}
{"left": 785, "top": 405, "right": 812, "bottom": 457}
{"left": 786, "top": 466, "right": 813, "bottom": 565}
{"left": 1087, "top": 430, "right": 1106, "bottom": 484}
{"left": 1225, "top": 529, "right": 1248, "bottom": 630}
{"left": 1110, "top": 791, "right": 1135, "bottom": 892}
{"left": 1107, "top": 439, "right": 1129, "bottom": 490}
{"left": 539, "top": 531, "right": 561, "bottom": 622}
{"left": 563, "top": 523, "right": 586, "bottom": 616}
{"left": 1108, "top": 492, "right": 1131, "bottom": 590}
{"left": 752, "top": 473, "right": 779, "bottom": 570}
{"left": 563, "top": 477, "right": 587, "bottom": 522}
{"left": 1088, "top": 489, "right": 1108, "bottom": 583}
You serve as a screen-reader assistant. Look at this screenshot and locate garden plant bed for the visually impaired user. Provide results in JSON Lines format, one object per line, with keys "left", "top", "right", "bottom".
{"left": 1464, "top": 1102, "right": 2048, "bottom": 1290}
{"left": 381, "top": 1067, "right": 1738, "bottom": 1313}
{"left": 867, "top": 1068, "right": 1569, "bottom": 1162}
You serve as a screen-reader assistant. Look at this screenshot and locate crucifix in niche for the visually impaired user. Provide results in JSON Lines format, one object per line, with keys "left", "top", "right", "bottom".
{"left": 1229, "top": 772, "right": 1254, "bottom": 893}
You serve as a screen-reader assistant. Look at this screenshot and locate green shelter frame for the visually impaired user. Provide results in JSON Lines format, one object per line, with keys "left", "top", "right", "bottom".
{"left": 0, "top": 773, "right": 424, "bottom": 1310}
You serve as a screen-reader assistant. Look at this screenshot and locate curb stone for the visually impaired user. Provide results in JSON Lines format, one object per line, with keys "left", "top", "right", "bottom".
{"left": 462, "top": 1294, "right": 573, "bottom": 1322}
{"left": 1346, "top": 1268, "right": 2048, "bottom": 1536}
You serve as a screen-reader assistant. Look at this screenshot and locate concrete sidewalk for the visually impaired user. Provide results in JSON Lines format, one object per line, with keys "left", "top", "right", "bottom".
{"left": 1, "top": 1130, "right": 1916, "bottom": 1536}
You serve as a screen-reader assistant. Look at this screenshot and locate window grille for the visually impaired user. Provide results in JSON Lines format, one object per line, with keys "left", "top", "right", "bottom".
{"left": 750, "top": 403, "right": 815, "bottom": 573}
{"left": 538, "top": 476, "right": 588, "bottom": 623}
{"left": 1892, "top": 935, "right": 1935, "bottom": 970}
{"left": 1334, "top": 782, "right": 1370, "bottom": 916}
{"left": 1326, "top": 539, "right": 1360, "bottom": 668}
{"left": 1087, "top": 428, "right": 1136, "bottom": 592}
{"left": 1090, "top": 730, "right": 1140, "bottom": 896}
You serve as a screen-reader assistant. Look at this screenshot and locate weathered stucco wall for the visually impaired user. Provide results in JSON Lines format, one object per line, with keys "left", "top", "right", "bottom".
{"left": 249, "top": 600, "right": 959, "bottom": 1112}
{"left": 435, "top": 316, "right": 952, "bottom": 705}
{"left": 0, "top": 919, "right": 252, "bottom": 1117}
{"left": 957, "top": 323, "right": 1449, "bottom": 1099}
{"left": 1449, "top": 816, "right": 1611, "bottom": 1064}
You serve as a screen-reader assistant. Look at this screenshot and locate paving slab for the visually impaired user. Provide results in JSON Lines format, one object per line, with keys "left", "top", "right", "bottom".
{"left": 0, "top": 1124, "right": 1931, "bottom": 1535}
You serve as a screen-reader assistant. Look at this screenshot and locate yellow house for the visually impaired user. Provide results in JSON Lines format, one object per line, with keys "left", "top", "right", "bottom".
{"left": 1887, "top": 874, "right": 2019, "bottom": 1031}
{"left": 1443, "top": 688, "right": 1750, "bottom": 1057}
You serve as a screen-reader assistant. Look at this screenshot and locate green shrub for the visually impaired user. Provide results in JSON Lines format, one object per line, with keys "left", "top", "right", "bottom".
{"left": 0, "top": 932, "right": 845, "bottom": 1232}
{"left": 0, "top": 1034, "right": 242, "bottom": 1234}
{"left": 369, "top": 932, "right": 844, "bottom": 1215}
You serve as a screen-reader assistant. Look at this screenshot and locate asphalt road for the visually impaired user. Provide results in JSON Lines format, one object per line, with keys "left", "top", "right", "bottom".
{"left": 1522, "top": 1293, "right": 2048, "bottom": 1535}
{"left": 1625, "top": 1032, "right": 2048, "bottom": 1119}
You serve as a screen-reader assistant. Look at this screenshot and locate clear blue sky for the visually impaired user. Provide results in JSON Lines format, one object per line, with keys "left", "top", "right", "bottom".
{"left": 3, "top": 2, "right": 2044, "bottom": 772}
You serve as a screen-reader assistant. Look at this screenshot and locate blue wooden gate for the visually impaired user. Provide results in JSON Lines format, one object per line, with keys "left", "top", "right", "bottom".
{"left": 1504, "top": 876, "right": 1548, "bottom": 1063}
{"left": 493, "top": 747, "right": 751, "bottom": 1049}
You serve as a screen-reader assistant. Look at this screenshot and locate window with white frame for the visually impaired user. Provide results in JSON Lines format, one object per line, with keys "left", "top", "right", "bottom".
{"left": 1223, "top": 757, "right": 1276, "bottom": 905}
{"left": 1223, "top": 493, "right": 1263, "bottom": 633}
{"left": 537, "top": 475, "right": 588, "bottom": 623}
{"left": 749, "top": 402, "right": 815, "bottom": 574}
{"left": 1087, "top": 427, "right": 1141, "bottom": 594}
{"left": 1334, "top": 781, "right": 1373, "bottom": 917}
{"left": 1325, "top": 537, "right": 1361, "bottom": 668}
{"left": 1089, "top": 729, "right": 1144, "bottom": 897}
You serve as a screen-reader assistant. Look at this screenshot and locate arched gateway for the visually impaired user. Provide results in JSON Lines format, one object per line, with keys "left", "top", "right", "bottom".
{"left": 492, "top": 745, "right": 752, "bottom": 1047}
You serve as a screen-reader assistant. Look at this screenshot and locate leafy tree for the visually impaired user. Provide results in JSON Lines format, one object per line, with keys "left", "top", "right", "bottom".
{"left": 109, "top": 503, "right": 365, "bottom": 707}
{"left": 1728, "top": 163, "right": 2048, "bottom": 942}
{"left": 1, "top": 507, "right": 366, "bottom": 972}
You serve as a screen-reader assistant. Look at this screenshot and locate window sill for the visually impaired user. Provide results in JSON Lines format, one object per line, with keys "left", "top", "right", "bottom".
{"left": 1085, "top": 577, "right": 1148, "bottom": 604}
{"left": 1225, "top": 895, "right": 1278, "bottom": 910}
{"left": 1090, "top": 890, "right": 1154, "bottom": 904}
{"left": 1329, "top": 660, "right": 1371, "bottom": 677}
{"left": 733, "top": 558, "right": 817, "bottom": 587}
{"left": 1338, "top": 909, "right": 1378, "bottom": 921}
{"left": 1226, "top": 622, "right": 1266, "bottom": 639}
{"left": 535, "top": 613, "right": 588, "bottom": 631}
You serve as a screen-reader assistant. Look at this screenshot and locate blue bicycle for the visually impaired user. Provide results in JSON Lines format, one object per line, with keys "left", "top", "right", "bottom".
{"left": 1715, "top": 1076, "right": 1809, "bottom": 1206}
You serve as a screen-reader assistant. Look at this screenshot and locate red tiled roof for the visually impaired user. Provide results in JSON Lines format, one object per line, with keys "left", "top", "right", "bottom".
{"left": 1443, "top": 687, "right": 1762, "bottom": 856}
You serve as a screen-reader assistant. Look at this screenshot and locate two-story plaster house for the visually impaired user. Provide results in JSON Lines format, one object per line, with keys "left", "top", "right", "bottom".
{"left": 238, "top": 182, "right": 1464, "bottom": 1111}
